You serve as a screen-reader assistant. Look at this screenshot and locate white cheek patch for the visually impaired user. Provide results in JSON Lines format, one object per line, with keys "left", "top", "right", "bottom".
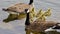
{"left": 8, "top": 11, "right": 19, "bottom": 15}
{"left": 27, "top": 10, "right": 29, "bottom": 13}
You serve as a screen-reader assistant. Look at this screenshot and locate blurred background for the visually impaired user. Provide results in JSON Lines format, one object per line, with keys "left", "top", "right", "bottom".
{"left": 0, "top": 0, "right": 60, "bottom": 34}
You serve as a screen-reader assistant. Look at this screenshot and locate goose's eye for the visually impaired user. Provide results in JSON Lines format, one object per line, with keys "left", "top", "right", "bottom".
{"left": 25, "top": 9, "right": 29, "bottom": 13}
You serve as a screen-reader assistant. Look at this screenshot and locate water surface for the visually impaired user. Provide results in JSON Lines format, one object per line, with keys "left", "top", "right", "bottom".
{"left": 0, "top": 0, "right": 60, "bottom": 34}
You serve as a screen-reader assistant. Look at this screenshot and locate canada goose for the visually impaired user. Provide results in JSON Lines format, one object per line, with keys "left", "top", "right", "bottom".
{"left": 25, "top": 9, "right": 60, "bottom": 33}
{"left": 2, "top": 0, "right": 33, "bottom": 14}
{"left": 2, "top": 0, "right": 34, "bottom": 23}
{"left": 3, "top": 7, "right": 36, "bottom": 23}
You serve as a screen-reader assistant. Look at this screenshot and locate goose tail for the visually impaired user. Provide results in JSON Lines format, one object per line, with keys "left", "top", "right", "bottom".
{"left": 52, "top": 23, "right": 60, "bottom": 29}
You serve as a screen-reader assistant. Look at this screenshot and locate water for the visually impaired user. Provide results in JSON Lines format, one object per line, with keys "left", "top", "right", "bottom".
{"left": 0, "top": 0, "right": 60, "bottom": 34}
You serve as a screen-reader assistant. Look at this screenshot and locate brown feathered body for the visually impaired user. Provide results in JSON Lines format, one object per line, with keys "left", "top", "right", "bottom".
{"left": 25, "top": 20, "right": 59, "bottom": 32}
{"left": 4, "top": 3, "right": 33, "bottom": 13}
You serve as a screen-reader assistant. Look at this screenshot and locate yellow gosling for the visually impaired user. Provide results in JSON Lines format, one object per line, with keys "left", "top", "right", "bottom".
{"left": 44, "top": 8, "right": 51, "bottom": 16}
{"left": 36, "top": 9, "right": 51, "bottom": 21}
{"left": 36, "top": 9, "right": 43, "bottom": 18}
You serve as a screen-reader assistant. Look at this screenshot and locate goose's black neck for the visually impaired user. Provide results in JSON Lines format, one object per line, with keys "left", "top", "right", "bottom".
{"left": 29, "top": 0, "right": 33, "bottom": 5}
{"left": 25, "top": 13, "right": 30, "bottom": 25}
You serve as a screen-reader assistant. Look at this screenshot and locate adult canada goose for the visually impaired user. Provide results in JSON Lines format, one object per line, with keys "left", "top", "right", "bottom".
{"left": 2, "top": 0, "right": 33, "bottom": 14}
{"left": 3, "top": 7, "right": 36, "bottom": 23}
{"left": 24, "top": 9, "right": 60, "bottom": 33}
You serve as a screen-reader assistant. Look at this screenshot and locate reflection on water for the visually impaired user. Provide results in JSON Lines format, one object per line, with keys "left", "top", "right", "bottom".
{"left": 0, "top": 0, "right": 60, "bottom": 34}
{"left": 3, "top": 14, "right": 18, "bottom": 23}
